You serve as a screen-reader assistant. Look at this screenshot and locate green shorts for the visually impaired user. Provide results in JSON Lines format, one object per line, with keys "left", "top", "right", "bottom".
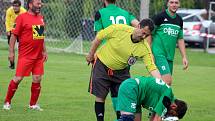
{"left": 117, "top": 78, "right": 142, "bottom": 113}
{"left": 154, "top": 56, "right": 173, "bottom": 75}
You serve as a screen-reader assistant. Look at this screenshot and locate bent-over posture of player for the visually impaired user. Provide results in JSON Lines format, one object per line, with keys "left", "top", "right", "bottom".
{"left": 117, "top": 76, "right": 187, "bottom": 121}
{"left": 86, "top": 19, "right": 161, "bottom": 121}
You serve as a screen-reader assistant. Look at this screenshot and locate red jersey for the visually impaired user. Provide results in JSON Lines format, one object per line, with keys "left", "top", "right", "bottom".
{"left": 12, "top": 12, "right": 45, "bottom": 59}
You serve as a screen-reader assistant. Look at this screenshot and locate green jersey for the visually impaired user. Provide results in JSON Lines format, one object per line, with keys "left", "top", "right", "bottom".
{"left": 94, "top": 4, "right": 136, "bottom": 45}
{"left": 152, "top": 9, "right": 183, "bottom": 61}
{"left": 117, "top": 76, "right": 174, "bottom": 117}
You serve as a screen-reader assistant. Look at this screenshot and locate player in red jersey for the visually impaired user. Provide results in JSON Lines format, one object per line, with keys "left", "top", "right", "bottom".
{"left": 3, "top": 0, "right": 47, "bottom": 111}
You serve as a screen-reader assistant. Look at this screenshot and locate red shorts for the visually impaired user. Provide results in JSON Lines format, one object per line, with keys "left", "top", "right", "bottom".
{"left": 16, "top": 58, "right": 44, "bottom": 77}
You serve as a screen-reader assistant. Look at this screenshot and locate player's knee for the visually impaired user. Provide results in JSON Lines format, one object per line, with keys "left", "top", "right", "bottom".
{"left": 33, "top": 75, "right": 42, "bottom": 83}
{"left": 96, "top": 97, "right": 105, "bottom": 102}
{"left": 13, "top": 76, "right": 23, "bottom": 83}
{"left": 118, "top": 114, "right": 135, "bottom": 121}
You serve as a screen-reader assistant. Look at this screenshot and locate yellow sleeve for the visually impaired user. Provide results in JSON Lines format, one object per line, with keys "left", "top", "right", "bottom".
{"left": 5, "top": 8, "right": 12, "bottom": 32}
{"left": 96, "top": 25, "right": 115, "bottom": 41}
{"left": 142, "top": 40, "right": 157, "bottom": 72}
{"left": 20, "top": 7, "right": 27, "bottom": 13}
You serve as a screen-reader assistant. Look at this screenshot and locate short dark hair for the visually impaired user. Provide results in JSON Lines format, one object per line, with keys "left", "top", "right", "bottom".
{"left": 139, "top": 18, "right": 154, "bottom": 32}
{"left": 12, "top": 0, "right": 21, "bottom": 6}
{"left": 175, "top": 99, "right": 187, "bottom": 119}
{"left": 27, "top": 0, "right": 34, "bottom": 9}
{"left": 166, "top": 0, "right": 180, "bottom": 4}
{"left": 106, "top": 0, "right": 116, "bottom": 4}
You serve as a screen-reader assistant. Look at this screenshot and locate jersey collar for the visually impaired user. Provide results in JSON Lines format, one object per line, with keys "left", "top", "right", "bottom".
{"left": 166, "top": 9, "right": 176, "bottom": 19}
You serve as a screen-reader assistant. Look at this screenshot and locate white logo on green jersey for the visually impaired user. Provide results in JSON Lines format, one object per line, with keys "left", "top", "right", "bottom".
{"left": 162, "top": 66, "right": 166, "bottom": 71}
{"left": 163, "top": 27, "right": 179, "bottom": 37}
{"left": 161, "top": 108, "right": 168, "bottom": 117}
{"left": 131, "top": 103, "right": 136, "bottom": 109}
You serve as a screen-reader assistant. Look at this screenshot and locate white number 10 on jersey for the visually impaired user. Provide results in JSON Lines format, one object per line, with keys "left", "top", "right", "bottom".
{"left": 110, "top": 16, "right": 127, "bottom": 24}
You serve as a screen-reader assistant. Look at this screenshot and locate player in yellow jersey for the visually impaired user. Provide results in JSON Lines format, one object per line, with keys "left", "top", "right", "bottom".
{"left": 5, "top": 0, "right": 26, "bottom": 69}
{"left": 86, "top": 19, "right": 161, "bottom": 121}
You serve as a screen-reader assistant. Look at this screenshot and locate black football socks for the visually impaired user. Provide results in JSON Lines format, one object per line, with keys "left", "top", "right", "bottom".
{"left": 95, "top": 102, "right": 105, "bottom": 121}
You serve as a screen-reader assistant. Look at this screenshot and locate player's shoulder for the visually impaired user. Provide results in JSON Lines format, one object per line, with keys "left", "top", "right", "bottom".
{"left": 157, "top": 11, "right": 166, "bottom": 17}
{"left": 20, "top": 7, "right": 27, "bottom": 12}
{"left": 117, "top": 6, "right": 129, "bottom": 13}
{"left": 6, "top": 7, "right": 13, "bottom": 13}
{"left": 112, "top": 24, "right": 133, "bottom": 29}
{"left": 176, "top": 13, "right": 183, "bottom": 21}
{"left": 19, "top": 12, "right": 28, "bottom": 17}
{"left": 152, "top": 11, "right": 165, "bottom": 21}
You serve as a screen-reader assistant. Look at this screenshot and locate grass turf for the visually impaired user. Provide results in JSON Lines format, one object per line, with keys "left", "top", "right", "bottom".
{"left": 0, "top": 41, "right": 215, "bottom": 121}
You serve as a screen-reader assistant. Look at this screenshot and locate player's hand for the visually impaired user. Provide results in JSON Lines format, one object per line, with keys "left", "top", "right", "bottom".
{"left": 182, "top": 57, "right": 188, "bottom": 70}
{"left": 43, "top": 51, "right": 48, "bottom": 62}
{"left": 8, "top": 52, "right": 15, "bottom": 62}
{"left": 86, "top": 53, "right": 94, "bottom": 65}
{"left": 7, "top": 32, "right": 11, "bottom": 36}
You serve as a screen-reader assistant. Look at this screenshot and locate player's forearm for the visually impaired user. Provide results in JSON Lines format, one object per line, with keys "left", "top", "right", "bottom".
{"left": 9, "top": 34, "right": 16, "bottom": 53}
{"left": 150, "top": 70, "right": 161, "bottom": 79}
{"left": 43, "top": 42, "right": 47, "bottom": 53}
{"left": 178, "top": 39, "right": 187, "bottom": 58}
{"left": 89, "top": 38, "right": 101, "bottom": 56}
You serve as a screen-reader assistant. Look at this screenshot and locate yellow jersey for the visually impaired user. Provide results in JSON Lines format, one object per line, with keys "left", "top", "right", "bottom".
{"left": 96, "top": 24, "right": 157, "bottom": 72}
{"left": 5, "top": 6, "right": 26, "bottom": 32}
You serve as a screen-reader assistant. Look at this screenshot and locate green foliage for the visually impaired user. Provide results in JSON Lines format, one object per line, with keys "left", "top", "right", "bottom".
{"left": 117, "top": 0, "right": 140, "bottom": 19}
{"left": 180, "top": 0, "right": 195, "bottom": 9}
{"left": 42, "top": 1, "right": 67, "bottom": 38}
{"left": 150, "top": 0, "right": 195, "bottom": 17}
{"left": 65, "top": 0, "right": 84, "bottom": 38}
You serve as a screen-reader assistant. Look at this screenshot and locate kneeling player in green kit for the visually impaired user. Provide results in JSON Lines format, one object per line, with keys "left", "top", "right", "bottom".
{"left": 117, "top": 76, "right": 187, "bottom": 121}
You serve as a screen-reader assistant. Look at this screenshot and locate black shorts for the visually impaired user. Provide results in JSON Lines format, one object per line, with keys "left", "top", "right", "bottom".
{"left": 88, "top": 58, "right": 130, "bottom": 99}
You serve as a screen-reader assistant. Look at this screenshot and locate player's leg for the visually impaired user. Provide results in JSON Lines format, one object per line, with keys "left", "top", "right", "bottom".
{"left": 88, "top": 58, "right": 111, "bottom": 121}
{"left": 154, "top": 56, "right": 173, "bottom": 85}
{"left": 3, "top": 57, "right": 32, "bottom": 110}
{"left": 117, "top": 78, "right": 139, "bottom": 121}
{"left": 3, "top": 76, "right": 24, "bottom": 110}
{"left": 110, "top": 84, "right": 121, "bottom": 120}
{"left": 110, "top": 67, "right": 130, "bottom": 120}
{"left": 95, "top": 97, "right": 106, "bottom": 121}
{"left": 29, "top": 58, "right": 44, "bottom": 111}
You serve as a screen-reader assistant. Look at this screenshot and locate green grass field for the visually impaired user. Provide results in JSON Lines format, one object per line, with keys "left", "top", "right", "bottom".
{"left": 0, "top": 41, "right": 215, "bottom": 121}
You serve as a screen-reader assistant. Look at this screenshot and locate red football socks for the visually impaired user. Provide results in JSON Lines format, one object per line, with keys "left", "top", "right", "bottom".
{"left": 4, "top": 80, "right": 19, "bottom": 104}
{"left": 30, "top": 82, "right": 41, "bottom": 106}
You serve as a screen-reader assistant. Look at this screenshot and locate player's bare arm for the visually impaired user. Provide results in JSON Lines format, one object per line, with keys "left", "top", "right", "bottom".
{"left": 150, "top": 70, "right": 161, "bottom": 79}
{"left": 43, "top": 42, "right": 48, "bottom": 62}
{"left": 86, "top": 38, "right": 101, "bottom": 64}
{"left": 8, "top": 34, "right": 17, "bottom": 63}
{"left": 177, "top": 39, "right": 188, "bottom": 70}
